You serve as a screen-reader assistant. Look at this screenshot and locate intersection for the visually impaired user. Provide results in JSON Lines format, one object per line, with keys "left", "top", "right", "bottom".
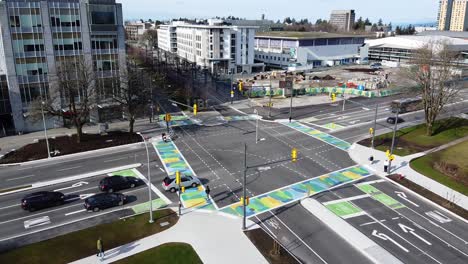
{"left": 0, "top": 93, "right": 468, "bottom": 264}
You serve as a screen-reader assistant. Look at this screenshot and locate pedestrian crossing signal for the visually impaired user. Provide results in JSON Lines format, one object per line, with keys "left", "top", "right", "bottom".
{"left": 389, "top": 155, "right": 395, "bottom": 161}
{"left": 292, "top": 148, "right": 298, "bottom": 162}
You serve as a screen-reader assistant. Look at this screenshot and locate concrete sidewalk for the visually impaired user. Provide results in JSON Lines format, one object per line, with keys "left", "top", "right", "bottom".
{"left": 0, "top": 118, "right": 160, "bottom": 157}
{"left": 348, "top": 142, "right": 468, "bottom": 211}
{"left": 71, "top": 209, "right": 267, "bottom": 264}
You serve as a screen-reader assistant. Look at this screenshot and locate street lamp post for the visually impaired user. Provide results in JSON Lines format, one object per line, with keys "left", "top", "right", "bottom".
{"left": 138, "top": 132, "right": 154, "bottom": 223}
{"left": 268, "top": 77, "right": 272, "bottom": 118}
{"left": 41, "top": 101, "right": 51, "bottom": 159}
{"left": 388, "top": 110, "right": 399, "bottom": 174}
{"left": 254, "top": 109, "right": 259, "bottom": 144}
{"left": 289, "top": 87, "right": 293, "bottom": 122}
{"left": 371, "top": 104, "right": 379, "bottom": 149}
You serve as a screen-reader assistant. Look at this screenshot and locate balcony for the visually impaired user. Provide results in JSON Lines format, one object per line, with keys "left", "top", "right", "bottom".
{"left": 14, "top": 51, "right": 46, "bottom": 58}
{"left": 51, "top": 26, "right": 82, "bottom": 33}
{"left": 17, "top": 75, "right": 48, "bottom": 84}
{"left": 10, "top": 27, "right": 42, "bottom": 34}
{"left": 92, "top": 49, "right": 118, "bottom": 55}
{"left": 54, "top": 50, "right": 83, "bottom": 56}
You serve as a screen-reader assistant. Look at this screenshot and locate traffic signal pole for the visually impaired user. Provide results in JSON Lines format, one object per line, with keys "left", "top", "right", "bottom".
{"left": 242, "top": 143, "right": 247, "bottom": 231}
{"left": 388, "top": 110, "right": 399, "bottom": 174}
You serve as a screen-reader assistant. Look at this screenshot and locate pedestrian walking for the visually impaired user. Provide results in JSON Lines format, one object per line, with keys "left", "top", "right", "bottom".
{"left": 205, "top": 185, "right": 211, "bottom": 200}
{"left": 384, "top": 160, "right": 389, "bottom": 173}
{"left": 97, "top": 237, "right": 105, "bottom": 260}
{"left": 289, "top": 117, "right": 292, "bottom": 123}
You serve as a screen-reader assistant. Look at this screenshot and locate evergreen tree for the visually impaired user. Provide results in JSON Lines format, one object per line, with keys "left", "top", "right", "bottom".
{"left": 378, "top": 19, "right": 383, "bottom": 26}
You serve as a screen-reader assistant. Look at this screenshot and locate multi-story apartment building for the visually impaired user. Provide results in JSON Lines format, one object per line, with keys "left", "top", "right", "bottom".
{"left": 125, "top": 20, "right": 156, "bottom": 41}
{"left": 438, "top": 0, "right": 468, "bottom": 31}
{"left": 329, "top": 10, "right": 355, "bottom": 32}
{"left": 0, "top": 0, "right": 126, "bottom": 134}
{"left": 158, "top": 19, "right": 264, "bottom": 74}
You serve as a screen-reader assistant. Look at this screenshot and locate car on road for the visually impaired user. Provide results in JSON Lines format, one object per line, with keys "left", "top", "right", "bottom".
{"left": 386, "top": 116, "right": 405, "bottom": 124}
{"left": 99, "top": 176, "right": 141, "bottom": 193}
{"left": 21, "top": 191, "right": 65, "bottom": 212}
{"left": 162, "top": 175, "right": 201, "bottom": 193}
{"left": 84, "top": 193, "right": 127, "bottom": 212}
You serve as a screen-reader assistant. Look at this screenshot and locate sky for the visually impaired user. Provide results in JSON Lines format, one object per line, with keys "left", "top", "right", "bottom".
{"left": 119, "top": 0, "right": 438, "bottom": 25}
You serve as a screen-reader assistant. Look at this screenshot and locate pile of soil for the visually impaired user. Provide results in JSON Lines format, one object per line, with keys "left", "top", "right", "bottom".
{"left": 0, "top": 131, "right": 141, "bottom": 164}
{"left": 388, "top": 174, "right": 468, "bottom": 220}
{"left": 245, "top": 228, "right": 298, "bottom": 264}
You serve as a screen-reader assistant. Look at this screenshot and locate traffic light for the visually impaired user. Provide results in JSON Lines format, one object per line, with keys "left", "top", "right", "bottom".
{"left": 175, "top": 171, "right": 181, "bottom": 185}
{"left": 193, "top": 104, "right": 198, "bottom": 116}
{"left": 238, "top": 81, "right": 243, "bottom": 92}
{"left": 240, "top": 196, "right": 250, "bottom": 206}
{"left": 386, "top": 150, "right": 390, "bottom": 158}
{"left": 369, "top": 127, "right": 374, "bottom": 135}
{"left": 165, "top": 113, "right": 172, "bottom": 122}
{"left": 331, "top": 93, "right": 336, "bottom": 102}
{"left": 292, "top": 148, "right": 298, "bottom": 163}
{"left": 181, "top": 186, "right": 185, "bottom": 193}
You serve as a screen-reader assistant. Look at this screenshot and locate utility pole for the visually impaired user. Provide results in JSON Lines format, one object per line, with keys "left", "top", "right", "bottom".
{"left": 268, "top": 77, "right": 272, "bottom": 118}
{"left": 371, "top": 104, "right": 379, "bottom": 149}
{"left": 388, "top": 110, "right": 399, "bottom": 174}
{"left": 254, "top": 109, "right": 259, "bottom": 143}
{"left": 242, "top": 143, "right": 247, "bottom": 231}
{"left": 289, "top": 87, "right": 293, "bottom": 122}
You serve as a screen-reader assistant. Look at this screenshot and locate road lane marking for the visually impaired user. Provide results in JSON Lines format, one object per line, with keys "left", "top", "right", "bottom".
{"left": 395, "top": 191, "right": 419, "bottom": 207}
{"left": 398, "top": 223, "right": 432, "bottom": 246}
{"left": 323, "top": 194, "right": 371, "bottom": 205}
{"left": 132, "top": 169, "right": 171, "bottom": 205}
{"left": 65, "top": 209, "right": 86, "bottom": 216}
{"left": 6, "top": 175, "right": 35, "bottom": 181}
{"left": 56, "top": 166, "right": 82, "bottom": 172}
{"left": 372, "top": 230, "right": 409, "bottom": 253}
{"left": 425, "top": 211, "right": 452, "bottom": 224}
{"left": 17, "top": 163, "right": 51, "bottom": 171}
{"left": 54, "top": 181, "right": 89, "bottom": 192}
{"left": 104, "top": 157, "right": 127, "bottom": 163}
{"left": 24, "top": 216, "right": 51, "bottom": 229}
{"left": 0, "top": 203, "right": 21, "bottom": 210}
{"left": 360, "top": 219, "right": 387, "bottom": 227}
{"left": 0, "top": 204, "right": 82, "bottom": 226}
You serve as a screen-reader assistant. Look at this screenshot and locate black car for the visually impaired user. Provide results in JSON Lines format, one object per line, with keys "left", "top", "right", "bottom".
{"left": 21, "top": 191, "right": 65, "bottom": 212}
{"left": 84, "top": 193, "right": 127, "bottom": 212}
{"left": 387, "top": 117, "right": 405, "bottom": 124}
{"left": 99, "top": 176, "right": 141, "bottom": 192}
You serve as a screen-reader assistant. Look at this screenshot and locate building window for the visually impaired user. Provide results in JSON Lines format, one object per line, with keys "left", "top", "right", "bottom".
{"left": 9, "top": 16, "right": 20, "bottom": 27}
{"left": 89, "top": 4, "right": 116, "bottom": 25}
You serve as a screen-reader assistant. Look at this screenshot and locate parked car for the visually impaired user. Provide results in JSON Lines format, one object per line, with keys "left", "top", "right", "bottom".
{"left": 386, "top": 117, "right": 405, "bottom": 124}
{"left": 84, "top": 193, "right": 127, "bottom": 212}
{"left": 162, "top": 175, "right": 201, "bottom": 193}
{"left": 370, "top": 63, "right": 382, "bottom": 69}
{"left": 99, "top": 176, "right": 141, "bottom": 193}
{"left": 21, "top": 191, "right": 65, "bottom": 212}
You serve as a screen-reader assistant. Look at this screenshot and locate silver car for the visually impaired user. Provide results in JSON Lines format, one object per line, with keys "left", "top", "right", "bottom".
{"left": 162, "top": 175, "right": 201, "bottom": 192}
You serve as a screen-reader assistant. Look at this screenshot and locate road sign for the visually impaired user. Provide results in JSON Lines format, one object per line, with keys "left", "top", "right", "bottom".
{"left": 279, "top": 80, "right": 293, "bottom": 89}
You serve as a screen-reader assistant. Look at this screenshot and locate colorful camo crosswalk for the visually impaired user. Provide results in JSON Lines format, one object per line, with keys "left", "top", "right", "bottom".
{"left": 220, "top": 166, "right": 371, "bottom": 217}
{"left": 152, "top": 139, "right": 216, "bottom": 209}
{"left": 281, "top": 121, "right": 351, "bottom": 151}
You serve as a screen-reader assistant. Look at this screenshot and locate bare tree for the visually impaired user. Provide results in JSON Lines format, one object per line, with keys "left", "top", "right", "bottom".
{"left": 44, "top": 57, "right": 97, "bottom": 143}
{"left": 142, "top": 29, "right": 158, "bottom": 48}
{"left": 113, "top": 65, "right": 150, "bottom": 134}
{"left": 408, "top": 41, "right": 462, "bottom": 136}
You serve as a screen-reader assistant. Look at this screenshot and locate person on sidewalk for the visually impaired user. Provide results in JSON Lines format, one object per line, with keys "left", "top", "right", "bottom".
{"left": 205, "top": 185, "right": 211, "bottom": 200}
{"left": 97, "top": 237, "right": 105, "bottom": 260}
{"left": 384, "top": 160, "right": 389, "bottom": 173}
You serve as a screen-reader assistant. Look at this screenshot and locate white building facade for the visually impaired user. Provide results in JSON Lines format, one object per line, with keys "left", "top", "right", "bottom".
{"left": 254, "top": 32, "right": 367, "bottom": 70}
{"left": 158, "top": 20, "right": 264, "bottom": 74}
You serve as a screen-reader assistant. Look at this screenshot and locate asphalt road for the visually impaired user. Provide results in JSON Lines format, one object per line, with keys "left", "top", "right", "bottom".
{"left": 0, "top": 172, "right": 152, "bottom": 243}
{"left": 314, "top": 176, "right": 468, "bottom": 264}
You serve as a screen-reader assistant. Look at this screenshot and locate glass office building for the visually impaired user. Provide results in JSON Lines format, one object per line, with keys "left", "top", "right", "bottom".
{"left": 0, "top": 0, "right": 126, "bottom": 133}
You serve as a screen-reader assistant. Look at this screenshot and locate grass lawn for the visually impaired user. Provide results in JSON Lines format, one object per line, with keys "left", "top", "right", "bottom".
{"left": 0, "top": 209, "right": 177, "bottom": 264}
{"left": 115, "top": 243, "right": 202, "bottom": 264}
{"left": 360, "top": 118, "right": 468, "bottom": 156}
{"left": 411, "top": 140, "right": 468, "bottom": 196}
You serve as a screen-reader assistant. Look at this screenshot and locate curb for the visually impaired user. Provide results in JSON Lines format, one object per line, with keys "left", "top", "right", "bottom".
{"left": 348, "top": 143, "right": 468, "bottom": 224}
{"left": 0, "top": 142, "right": 144, "bottom": 168}
{"left": 0, "top": 163, "right": 142, "bottom": 196}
